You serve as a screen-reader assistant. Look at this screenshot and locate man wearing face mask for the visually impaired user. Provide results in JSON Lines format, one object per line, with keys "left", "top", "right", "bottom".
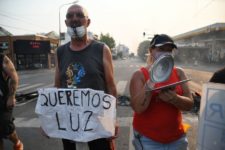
{"left": 129, "top": 34, "right": 193, "bottom": 150}
{"left": 53, "top": 4, "right": 117, "bottom": 150}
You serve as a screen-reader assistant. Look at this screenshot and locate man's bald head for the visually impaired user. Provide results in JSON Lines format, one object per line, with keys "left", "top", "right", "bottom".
{"left": 67, "top": 4, "right": 89, "bottom": 18}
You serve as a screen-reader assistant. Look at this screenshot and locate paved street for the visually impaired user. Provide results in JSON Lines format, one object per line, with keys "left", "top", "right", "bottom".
{"left": 4, "top": 57, "right": 219, "bottom": 150}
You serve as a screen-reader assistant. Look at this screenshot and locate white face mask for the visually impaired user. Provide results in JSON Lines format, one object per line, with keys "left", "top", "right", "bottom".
{"left": 67, "top": 26, "right": 86, "bottom": 39}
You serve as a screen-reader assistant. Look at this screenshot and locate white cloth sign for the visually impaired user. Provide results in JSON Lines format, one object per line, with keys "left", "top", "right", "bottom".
{"left": 197, "top": 83, "right": 225, "bottom": 150}
{"left": 35, "top": 88, "right": 116, "bottom": 142}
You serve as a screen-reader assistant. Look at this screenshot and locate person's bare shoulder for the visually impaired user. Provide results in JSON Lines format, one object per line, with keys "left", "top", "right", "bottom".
{"left": 3, "top": 55, "right": 17, "bottom": 74}
{"left": 175, "top": 67, "right": 187, "bottom": 80}
{"left": 102, "top": 44, "right": 112, "bottom": 64}
{"left": 103, "top": 44, "right": 111, "bottom": 55}
{"left": 131, "top": 69, "right": 145, "bottom": 83}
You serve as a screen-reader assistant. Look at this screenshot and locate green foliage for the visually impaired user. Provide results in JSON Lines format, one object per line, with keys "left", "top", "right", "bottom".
{"left": 99, "top": 33, "right": 116, "bottom": 49}
{"left": 137, "top": 40, "right": 150, "bottom": 61}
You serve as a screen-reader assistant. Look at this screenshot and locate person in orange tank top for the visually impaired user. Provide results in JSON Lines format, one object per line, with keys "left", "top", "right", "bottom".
{"left": 129, "top": 34, "right": 193, "bottom": 150}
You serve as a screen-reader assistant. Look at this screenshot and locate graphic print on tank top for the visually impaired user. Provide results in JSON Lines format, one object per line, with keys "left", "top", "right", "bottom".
{"left": 65, "top": 62, "right": 86, "bottom": 88}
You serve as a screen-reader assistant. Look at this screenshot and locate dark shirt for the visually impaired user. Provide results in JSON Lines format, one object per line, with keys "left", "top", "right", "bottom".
{"left": 209, "top": 67, "right": 225, "bottom": 84}
{"left": 57, "top": 40, "right": 107, "bottom": 92}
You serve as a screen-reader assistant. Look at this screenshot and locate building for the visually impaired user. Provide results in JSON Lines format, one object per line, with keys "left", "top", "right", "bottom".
{"left": 0, "top": 27, "right": 13, "bottom": 36}
{"left": 173, "top": 23, "right": 225, "bottom": 65}
{"left": 116, "top": 44, "right": 129, "bottom": 59}
{"left": 0, "top": 28, "right": 59, "bottom": 70}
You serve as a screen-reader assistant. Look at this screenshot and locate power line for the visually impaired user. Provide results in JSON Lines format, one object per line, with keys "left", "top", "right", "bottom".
{"left": 0, "top": 23, "right": 38, "bottom": 33}
{"left": 0, "top": 11, "right": 52, "bottom": 31}
{"left": 194, "top": 0, "right": 215, "bottom": 17}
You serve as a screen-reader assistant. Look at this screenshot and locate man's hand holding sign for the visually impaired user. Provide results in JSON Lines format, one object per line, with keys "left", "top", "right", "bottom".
{"left": 35, "top": 88, "right": 116, "bottom": 142}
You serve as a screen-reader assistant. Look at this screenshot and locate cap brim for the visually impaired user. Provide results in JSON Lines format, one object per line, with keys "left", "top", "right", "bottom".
{"left": 155, "top": 42, "right": 177, "bottom": 49}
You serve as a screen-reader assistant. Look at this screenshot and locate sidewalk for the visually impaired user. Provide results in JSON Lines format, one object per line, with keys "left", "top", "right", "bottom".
{"left": 175, "top": 61, "right": 224, "bottom": 73}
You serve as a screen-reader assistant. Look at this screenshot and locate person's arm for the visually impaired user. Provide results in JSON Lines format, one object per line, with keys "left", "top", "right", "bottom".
{"left": 3, "top": 56, "right": 19, "bottom": 108}
{"left": 158, "top": 67, "right": 193, "bottom": 111}
{"left": 102, "top": 44, "right": 118, "bottom": 138}
{"left": 54, "top": 51, "right": 61, "bottom": 88}
{"left": 103, "top": 44, "right": 117, "bottom": 98}
{"left": 129, "top": 70, "right": 153, "bottom": 114}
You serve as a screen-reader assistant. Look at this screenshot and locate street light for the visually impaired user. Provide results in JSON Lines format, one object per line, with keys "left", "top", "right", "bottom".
{"left": 58, "top": 0, "right": 79, "bottom": 45}
{"left": 143, "top": 32, "right": 154, "bottom": 40}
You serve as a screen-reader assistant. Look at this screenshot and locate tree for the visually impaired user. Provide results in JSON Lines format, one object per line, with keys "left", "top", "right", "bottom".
{"left": 99, "top": 33, "right": 116, "bottom": 49}
{"left": 137, "top": 40, "right": 150, "bottom": 61}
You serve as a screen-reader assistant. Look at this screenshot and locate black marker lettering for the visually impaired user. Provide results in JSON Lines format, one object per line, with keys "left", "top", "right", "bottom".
{"left": 73, "top": 90, "right": 80, "bottom": 106}
{"left": 84, "top": 111, "right": 93, "bottom": 131}
{"left": 58, "top": 90, "right": 66, "bottom": 105}
{"left": 81, "top": 90, "right": 90, "bottom": 107}
{"left": 70, "top": 112, "right": 79, "bottom": 131}
{"left": 91, "top": 93, "right": 100, "bottom": 107}
{"left": 103, "top": 95, "right": 111, "bottom": 109}
{"left": 65, "top": 91, "right": 72, "bottom": 106}
{"left": 40, "top": 93, "right": 48, "bottom": 106}
{"left": 48, "top": 92, "right": 57, "bottom": 106}
{"left": 56, "top": 112, "right": 66, "bottom": 130}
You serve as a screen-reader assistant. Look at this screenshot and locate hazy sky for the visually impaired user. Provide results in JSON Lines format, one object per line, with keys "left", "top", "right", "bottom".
{"left": 0, "top": 0, "right": 225, "bottom": 53}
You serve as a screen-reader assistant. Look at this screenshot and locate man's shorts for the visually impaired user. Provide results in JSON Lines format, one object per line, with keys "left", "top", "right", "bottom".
{"left": 0, "top": 108, "right": 15, "bottom": 139}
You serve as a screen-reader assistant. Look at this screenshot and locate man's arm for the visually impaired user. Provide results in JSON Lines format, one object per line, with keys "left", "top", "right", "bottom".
{"left": 103, "top": 45, "right": 117, "bottom": 98}
{"left": 103, "top": 44, "right": 118, "bottom": 138}
{"left": 3, "top": 55, "right": 19, "bottom": 108}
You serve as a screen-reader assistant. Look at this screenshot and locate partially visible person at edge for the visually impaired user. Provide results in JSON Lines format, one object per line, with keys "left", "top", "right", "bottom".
{"left": 0, "top": 53, "right": 23, "bottom": 150}
{"left": 129, "top": 34, "right": 193, "bottom": 150}
{"left": 53, "top": 4, "right": 117, "bottom": 150}
{"left": 209, "top": 66, "right": 225, "bottom": 84}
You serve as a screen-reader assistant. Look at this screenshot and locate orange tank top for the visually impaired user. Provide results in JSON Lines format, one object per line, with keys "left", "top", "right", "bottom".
{"left": 133, "top": 67, "right": 185, "bottom": 143}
